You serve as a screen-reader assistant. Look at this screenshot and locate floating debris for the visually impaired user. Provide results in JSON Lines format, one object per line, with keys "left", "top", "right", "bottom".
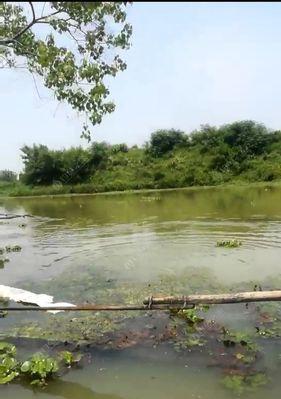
{"left": 5, "top": 245, "right": 22, "bottom": 253}
{"left": 0, "top": 258, "right": 9, "bottom": 268}
{"left": 216, "top": 239, "right": 242, "bottom": 248}
{"left": 0, "top": 285, "right": 75, "bottom": 314}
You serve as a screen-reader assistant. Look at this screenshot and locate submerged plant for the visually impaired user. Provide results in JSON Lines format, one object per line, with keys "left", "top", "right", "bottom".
{"left": 220, "top": 329, "right": 259, "bottom": 352}
{"left": 222, "top": 373, "right": 269, "bottom": 395}
{"left": 174, "top": 335, "right": 206, "bottom": 351}
{"left": 216, "top": 239, "right": 242, "bottom": 248}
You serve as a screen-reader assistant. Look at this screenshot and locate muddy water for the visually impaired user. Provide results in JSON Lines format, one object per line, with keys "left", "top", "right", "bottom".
{"left": 0, "top": 185, "right": 281, "bottom": 398}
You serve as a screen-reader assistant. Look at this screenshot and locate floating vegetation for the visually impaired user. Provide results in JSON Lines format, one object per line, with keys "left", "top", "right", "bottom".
{"left": 216, "top": 239, "right": 242, "bottom": 248}
{"left": 18, "top": 224, "right": 26, "bottom": 228}
{"left": 20, "top": 353, "right": 59, "bottom": 387}
{"left": 0, "top": 258, "right": 9, "bottom": 268}
{"left": 221, "top": 373, "right": 269, "bottom": 396}
{"left": 174, "top": 335, "right": 206, "bottom": 351}
{"left": 170, "top": 307, "right": 206, "bottom": 327}
{"left": 0, "top": 341, "right": 82, "bottom": 387}
{"left": 255, "top": 302, "right": 281, "bottom": 338}
{"left": 0, "top": 244, "right": 22, "bottom": 267}
{"left": 5, "top": 245, "right": 22, "bottom": 253}
{"left": 58, "top": 351, "right": 82, "bottom": 368}
{"left": 220, "top": 329, "right": 259, "bottom": 352}
{"left": 0, "top": 311, "right": 8, "bottom": 318}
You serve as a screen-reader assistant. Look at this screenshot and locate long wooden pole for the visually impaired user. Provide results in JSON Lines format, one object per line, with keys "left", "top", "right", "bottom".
{"left": 0, "top": 290, "right": 281, "bottom": 312}
{"left": 0, "top": 304, "right": 187, "bottom": 312}
{"left": 143, "top": 290, "right": 281, "bottom": 306}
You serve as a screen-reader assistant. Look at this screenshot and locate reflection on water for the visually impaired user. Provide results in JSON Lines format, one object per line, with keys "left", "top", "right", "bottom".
{"left": 0, "top": 186, "right": 281, "bottom": 398}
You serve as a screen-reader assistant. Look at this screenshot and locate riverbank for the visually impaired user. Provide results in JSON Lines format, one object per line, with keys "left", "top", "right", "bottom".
{"left": 1, "top": 179, "right": 281, "bottom": 199}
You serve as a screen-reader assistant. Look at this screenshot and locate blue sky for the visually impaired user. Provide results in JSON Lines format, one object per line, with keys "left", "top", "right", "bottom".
{"left": 1, "top": 2, "right": 281, "bottom": 172}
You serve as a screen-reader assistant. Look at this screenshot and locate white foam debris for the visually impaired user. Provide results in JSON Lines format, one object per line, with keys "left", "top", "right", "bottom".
{"left": 0, "top": 284, "right": 75, "bottom": 313}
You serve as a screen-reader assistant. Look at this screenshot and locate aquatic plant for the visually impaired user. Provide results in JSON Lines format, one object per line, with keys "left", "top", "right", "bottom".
{"left": 172, "top": 308, "right": 205, "bottom": 326}
{"left": 174, "top": 335, "right": 206, "bottom": 351}
{"left": 0, "top": 341, "right": 82, "bottom": 387}
{"left": 0, "top": 258, "right": 9, "bottom": 268}
{"left": 216, "top": 239, "right": 242, "bottom": 248}
{"left": 58, "top": 351, "right": 82, "bottom": 368}
{"left": 220, "top": 329, "right": 259, "bottom": 352}
{"left": 222, "top": 373, "right": 269, "bottom": 395}
{"left": 21, "top": 353, "right": 59, "bottom": 386}
{"left": 5, "top": 245, "right": 22, "bottom": 253}
{"left": 0, "top": 342, "right": 18, "bottom": 385}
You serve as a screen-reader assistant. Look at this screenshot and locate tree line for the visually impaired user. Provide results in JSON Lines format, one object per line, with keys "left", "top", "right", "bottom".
{"left": 3, "top": 120, "right": 281, "bottom": 194}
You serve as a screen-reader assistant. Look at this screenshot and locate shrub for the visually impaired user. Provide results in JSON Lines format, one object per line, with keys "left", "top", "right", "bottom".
{"left": 147, "top": 129, "right": 188, "bottom": 157}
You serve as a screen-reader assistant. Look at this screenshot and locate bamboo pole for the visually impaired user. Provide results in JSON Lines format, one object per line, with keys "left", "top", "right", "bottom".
{"left": 0, "top": 290, "right": 281, "bottom": 312}
{"left": 143, "top": 290, "right": 281, "bottom": 306}
{"left": 0, "top": 304, "right": 188, "bottom": 312}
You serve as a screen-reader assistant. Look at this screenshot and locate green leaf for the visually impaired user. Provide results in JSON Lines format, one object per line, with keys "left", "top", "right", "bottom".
{"left": 0, "top": 371, "right": 18, "bottom": 384}
{"left": 21, "top": 361, "right": 31, "bottom": 373}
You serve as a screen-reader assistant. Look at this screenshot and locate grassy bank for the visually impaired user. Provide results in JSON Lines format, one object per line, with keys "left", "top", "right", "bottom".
{"left": 1, "top": 179, "right": 281, "bottom": 199}
{"left": 2, "top": 121, "right": 281, "bottom": 198}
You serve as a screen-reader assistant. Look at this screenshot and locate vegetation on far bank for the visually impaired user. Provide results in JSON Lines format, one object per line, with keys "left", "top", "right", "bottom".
{"left": 1, "top": 120, "right": 281, "bottom": 197}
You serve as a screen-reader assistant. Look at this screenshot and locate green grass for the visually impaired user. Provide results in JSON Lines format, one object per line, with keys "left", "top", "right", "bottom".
{"left": 2, "top": 143, "right": 281, "bottom": 198}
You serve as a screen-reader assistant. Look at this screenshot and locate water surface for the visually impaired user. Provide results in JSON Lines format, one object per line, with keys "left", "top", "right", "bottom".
{"left": 0, "top": 185, "right": 281, "bottom": 398}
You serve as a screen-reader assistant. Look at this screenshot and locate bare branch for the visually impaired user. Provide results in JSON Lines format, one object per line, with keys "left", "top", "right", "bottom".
{"left": 28, "top": 2, "right": 36, "bottom": 22}
{"left": 41, "top": 2, "right": 47, "bottom": 17}
{"left": 31, "top": 72, "right": 42, "bottom": 99}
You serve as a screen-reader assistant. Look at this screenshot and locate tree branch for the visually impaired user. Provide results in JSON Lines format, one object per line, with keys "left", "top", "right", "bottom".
{"left": 28, "top": 2, "right": 36, "bottom": 22}
{"left": 0, "top": 9, "right": 62, "bottom": 46}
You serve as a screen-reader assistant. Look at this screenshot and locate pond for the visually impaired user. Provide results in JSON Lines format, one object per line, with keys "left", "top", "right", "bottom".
{"left": 0, "top": 185, "right": 281, "bottom": 398}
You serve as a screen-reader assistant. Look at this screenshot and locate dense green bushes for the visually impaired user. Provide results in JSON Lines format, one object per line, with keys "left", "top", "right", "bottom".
{"left": 3, "top": 120, "right": 281, "bottom": 196}
{"left": 0, "top": 170, "right": 17, "bottom": 182}
{"left": 146, "top": 129, "right": 189, "bottom": 156}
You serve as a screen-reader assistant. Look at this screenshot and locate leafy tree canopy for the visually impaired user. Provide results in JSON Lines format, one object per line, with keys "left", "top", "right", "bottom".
{"left": 0, "top": 169, "right": 17, "bottom": 181}
{"left": 0, "top": 2, "right": 132, "bottom": 139}
{"left": 148, "top": 129, "right": 189, "bottom": 157}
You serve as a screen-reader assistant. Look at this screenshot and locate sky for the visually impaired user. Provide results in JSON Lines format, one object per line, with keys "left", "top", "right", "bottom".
{"left": 1, "top": 2, "right": 281, "bottom": 172}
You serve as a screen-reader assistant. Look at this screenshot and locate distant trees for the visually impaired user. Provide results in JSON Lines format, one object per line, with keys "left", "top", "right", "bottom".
{"left": 20, "top": 142, "right": 112, "bottom": 185}
{"left": 21, "top": 145, "right": 63, "bottom": 185}
{"left": 222, "top": 121, "right": 272, "bottom": 158}
{"left": 189, "top": 121, "right": 276, "bottom": 174}
{"left": 19, "top": 120, "right": 281, "bottom": 188}
{"left": 111, "top": 143, "right": 129, "bottom": 154}
{"left": 147, "top": 129, "right": 189, "bottom": 156}
{"left": 0, "top": 170, "right": 17, "bottom": 182}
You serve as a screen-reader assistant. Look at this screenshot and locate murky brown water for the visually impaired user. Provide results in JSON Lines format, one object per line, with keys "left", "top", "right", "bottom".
{"left": 0, "top": 185, "right": 281, "bottom": 398}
